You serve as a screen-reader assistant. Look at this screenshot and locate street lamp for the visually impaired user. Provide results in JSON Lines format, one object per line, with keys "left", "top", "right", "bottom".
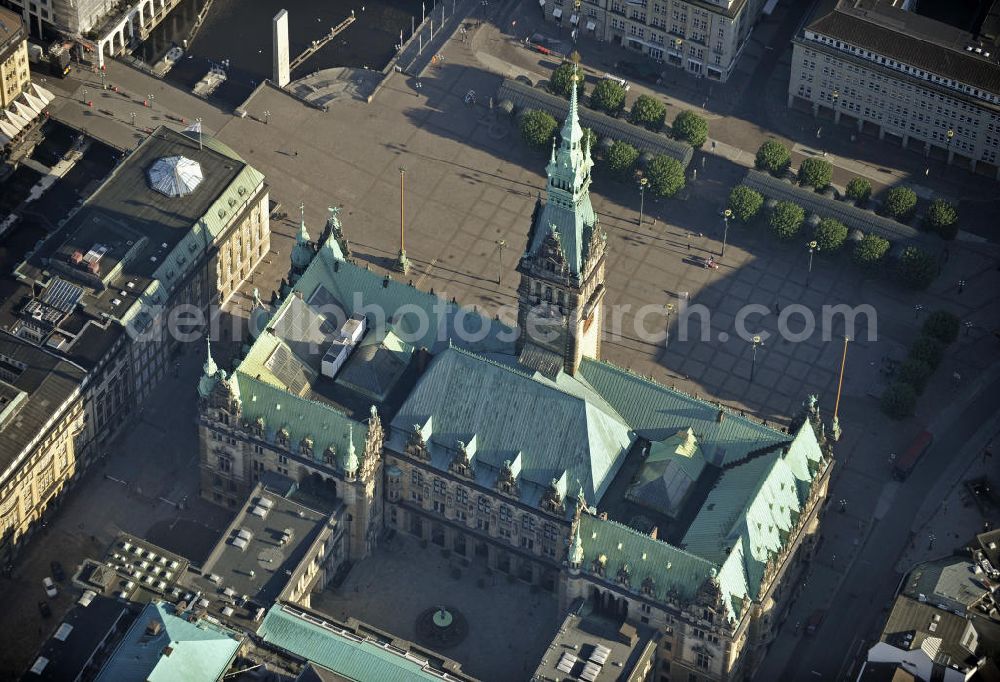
{"left": 838, "top": 498, "right": 848, "bottom": 513}
{"left": 807, "top": 240, "right": 818, "bottom": 285}
{"left": 148, "top": 93, "right": 154, "bottom": 109}
{"left": 263, "top": 110, "right": 271, "bottom": 125}
{"left": 130, "top": 111, "right": 136, "bottom": 127}
{"left": 946, "top": 127, "right": 955, "bottom": 164}
{"left": 831, "top": 88, "right": 839, "bottom": 111}
{"left": 750, "top": 335, "right": 762, "bottom": 382}
{"left": 495, "top": 239, "right": 506, "bottom": 286}
{"left": 638, "top": 177, "right": 648, "bottom": 226}
{"left": 964, "top": 321, "right": 974, "bottom": 336}
{"left": 958, "top": 279, "right": 966, "bottom": 294}
{"left": 721, "top": 208, "right": 732, "bottom": 258}
{"left": 82, "top": 87, "right": 88, "bottom": 103}
{"left": 913, "top": 303, "right": 924, "bottom": 319}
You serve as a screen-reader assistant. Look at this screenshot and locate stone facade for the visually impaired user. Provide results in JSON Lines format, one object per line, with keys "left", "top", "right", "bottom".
{"left": 0, "top": 6, "right": 28, "bottom": 109}
{"left": 541, "top": 0, "right": 766, "bottom": 82}
{"left": 0, "top": 340, "right": 87, "bottom": 565}
{"left": 788, "top": 7, "right": 1000, "bottom": 179}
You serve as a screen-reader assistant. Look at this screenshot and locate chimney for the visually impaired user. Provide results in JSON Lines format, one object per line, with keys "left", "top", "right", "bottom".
{"left": 161, "top": 646, "right": 173, "bottom": 657}
{"left": 599, "top": 511, "right": 608, "bottom": 520}
{"left": 146, "top": 620, "right": 162, "bottom": 636}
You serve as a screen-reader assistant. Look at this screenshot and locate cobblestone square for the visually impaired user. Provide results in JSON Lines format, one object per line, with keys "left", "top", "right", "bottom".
{"left": 312, "top": 532, "right": 559, "bottom": 682}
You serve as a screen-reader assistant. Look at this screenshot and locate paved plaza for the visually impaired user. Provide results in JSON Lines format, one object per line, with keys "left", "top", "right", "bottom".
{"left": 313, "top": 532, "right": 559, "bottom": 681}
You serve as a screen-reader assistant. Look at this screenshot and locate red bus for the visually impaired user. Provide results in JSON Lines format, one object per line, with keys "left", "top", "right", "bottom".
{"left": 894, "top": 430, "right": 933, "bottom": 480}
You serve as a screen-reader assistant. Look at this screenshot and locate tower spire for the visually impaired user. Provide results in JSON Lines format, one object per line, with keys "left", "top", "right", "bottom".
{"left": 198, "top": 338, "right": 219, "bottom": 399}
{"left": 561, "top": 68, "right": 584, "bottom": 149}
{"left": 343, "top": 424, "right": 359, "bottom": 477}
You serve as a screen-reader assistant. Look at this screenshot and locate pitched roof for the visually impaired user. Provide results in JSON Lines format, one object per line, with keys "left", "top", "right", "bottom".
{"left": 576, "top": 358, "right": 789, "bottom": 466}
{"left": 575, "top": 514, "right": 718, "bottom": 605}
{"left": 290, "top": 244, "right": 514, "bottom": 356}
{"left": 682, "top": 423, "right": 824, "bottom": 602}
{"left": 903, "top": 557, "right": 991, "bottom": 615}
{"left": 234, "top": 371, "right": 363, "bottom": 471}
{"left": 805, "top": 0, "right": 1000, "bottom": 96}
{"left": 392, "top": 346, "right": 634, "bottom": 502}
{"left": 259, "top": 605, "right": 463, "bottom": 681}
{"left": 95, "top": 601, "right": 242, "bottom": 682}
{"left": 880, "top": 596, "right": 978, "bottom": 671}
{"left": 626, "top": 429, "right": 707, "bottom": 517}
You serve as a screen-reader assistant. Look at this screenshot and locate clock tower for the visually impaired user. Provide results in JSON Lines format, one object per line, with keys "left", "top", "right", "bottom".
{"left": 516, "top": 73, "right": 607, "bottom": 376}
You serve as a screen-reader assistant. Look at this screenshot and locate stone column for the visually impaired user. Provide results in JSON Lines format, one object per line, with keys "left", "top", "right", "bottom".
{"left": 812, "top": 102, "right": 819, "bottom": 117}
{"left": 787, "top": 92, "right": 795, "bottom": 108}
{"left": 833, "top": 109, "right": 841, "bottom": 124}
{"left": 902, "top": 134, "right": 909, "bottom": 149}
{"left": 969, "top": 158, "right": 977, "bottom": 173}
{"left": 272, "top": 9, "right": 291, "bottom": 87}
{"left": 878, "top": 126, "right": 885, "bottom": 141}
{"left": 856, "top": 119, "right": 863, "bottom": 132}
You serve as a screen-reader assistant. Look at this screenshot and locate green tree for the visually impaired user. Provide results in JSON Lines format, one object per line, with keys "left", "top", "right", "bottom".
{"left": 519, "top": 109, "right": 558, "bottom": 150}
{"left": 768, "top": 201, "right": 805, "bottom": 240}
{"left": 881, "top": 382, "right": 917, "bottom": 419}
{"left": 896, "top": 246, "right": 937, "bottom": 290}
{"left": 645, "top": 155, "right": 686, "bottom": 198}
{"left": 883, "top": 186, "right": 918, "bottom": 220}
{"left": 605, "top": 140, "right": 639, "bottom": 179}
{"left": 852, "top": 233, "right": 890, "bottom": 268}
{"left": 582, "top": 127, "right": 598, "bottom": 153}
{"left": 909, "top": 335, "right": 945, "bottom": 369}
{"left": 589, "top": 79, "right": 627, "bottom": 115}
{"left": 671, "top": 110, "right": 709, "bottom": 148}
{"left": 925, "top": 199, "right": 959, "bottom": 240}
{"left": 845, "top": 177, "right": 872, "bottom": 203}
{"left": 629, "top": 94, "right": 666, "bottom": 130}
{"left": 798, "top": 157, "right": 833, "bottom": 190}
{"left": 728, "top": 185, "right": 764, "bottom": 223}
{"left": 922, "top": 310, "right": 960, "bottom": 345}
{"left": 755, "top": 139, "right": 791, "bottom": 176}
{"left": 897, "top": 358, "right": 933, "bottom": 394}
{"left": 814, "top": 218, "right": 848, "bottom": 253}
{"left": 549, "top": 62, "right": 583, "bottom": 99}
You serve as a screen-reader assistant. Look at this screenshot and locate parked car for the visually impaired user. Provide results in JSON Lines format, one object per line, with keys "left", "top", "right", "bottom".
{"left": 42, "top": 577, "right": 57, "bottom": 598}
{"left": 50, "top": 561, "right": 65, "bottom": 582}
{"left": 805, "top": 609, "right": 825, "bottom": 636}
{"left": 38, "top": 601, "right": 52, "bottom": 618}
{"left": 615, "top": 61, "right": 661, "bottom": 85}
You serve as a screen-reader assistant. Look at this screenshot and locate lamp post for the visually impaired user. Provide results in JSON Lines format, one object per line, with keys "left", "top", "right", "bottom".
{"left": 664, "top": 302, "right": 675, "bottom": 349}
{"left": 396, "top": 167, "right": 409, "bottom": 273}
{"left": 807, "top": 240, "right": 818, "bottom": 286}
{"left": 495, "top": 239, "right": 506, "bottom": 286}
{"left": 913, "top": 303, "right": 924, "bottom": 319}
{"left": 722, "top": 208, "right": 732, "bottom": 258}
{"left": 82, "top": 87, "right": 88, "bottom": 103}
{"left": 263, "top": 110, "right": 271, "bottom": 125}
{"left": 946, "top": 127, "right": 955, "bottom": 165}
{"left": 964, "top": 321, "right": 974, "bottom": 337}
{"left": 130, "top": 111, "right": 135, "bottom": 127}
{"left": 750, "top": 335, "right": 762, "bottom": 382}
{"left": 148, "top": 93, "right": 154, "bottom": 109}
{"left": 638, "top": 177, "right": 648, "bottom": 226}
{"left": 831, "top": 88, "right": 839, "bottom": 122}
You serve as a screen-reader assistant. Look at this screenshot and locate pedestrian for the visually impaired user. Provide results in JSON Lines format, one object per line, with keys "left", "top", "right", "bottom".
{"left": 686, "top": 233, "right": 691, "bottom": 251}
{"left": 294, "top": 151, "right": 298, "bottom": 156}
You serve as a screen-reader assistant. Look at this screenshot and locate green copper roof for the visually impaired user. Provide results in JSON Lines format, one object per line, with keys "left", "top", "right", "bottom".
{"left": 682, "top": 423, "right": 824, "bottom": 599}
{"left": 291, "top": 245, "right": 514, "bottom": 355}
{"left": 234, "top": 371, "right": 363, "bottom": 469}
{"left": 577, "top": 358, "right": 790, "bottom": 466}
{"left": 627, "top": 428, "right": 707, "bottom": 517}
{"left": 258, "top": 605, "right": 450, "bottom": 681}
{"left": 199, "top": 338, "right": 219, "bottom": 398}
{"left": 526, "top": 74, "right": 598, "bottom": 276}
{"left": 392, "top": 346, "right": 634, "bottom": 502}
{"left": 576, "top": 513, "right": 717, "bottom": 604}
{"left": 95, "top": 601, "right": 242, "bottom": 682}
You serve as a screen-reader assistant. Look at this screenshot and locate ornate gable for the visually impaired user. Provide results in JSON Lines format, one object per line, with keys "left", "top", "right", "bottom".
{"left": 449, "top": 438, "right": 476, "bottom": 479}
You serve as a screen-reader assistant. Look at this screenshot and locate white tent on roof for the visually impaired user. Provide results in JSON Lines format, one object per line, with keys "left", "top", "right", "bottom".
{"left": 30, "top": 82, "right": 55, "bottom": 105}
{"left": 147, "top": 156, "right": 204, "bottom": 197}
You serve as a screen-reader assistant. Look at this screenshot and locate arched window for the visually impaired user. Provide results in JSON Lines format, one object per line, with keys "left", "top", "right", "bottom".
{"left": 545, "top": 287, "right": 553, "bottom": 302}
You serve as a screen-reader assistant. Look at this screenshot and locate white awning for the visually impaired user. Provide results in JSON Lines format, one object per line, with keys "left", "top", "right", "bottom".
{"left": 4, "top": 108, "right": 30, "bottom": 129}
{"left": 22, "top": 91, "right": 46, "bottom": 114}
{"left": 552, "top": 7, "right": 562, "bottom": 18}
{"left": 14, "top": 101, "right": 37, "bottom": 120}
{"left": 570, "top": 13, "right": 579, "bottom": 24}
{"left": 0, "top": 119, "right": 18, "bottom": 139}
{"left": 31, "top": 82, "right": 55, "bottom": 105}
{"left": 586, "top": 19, "right": 596, "bottom": 30}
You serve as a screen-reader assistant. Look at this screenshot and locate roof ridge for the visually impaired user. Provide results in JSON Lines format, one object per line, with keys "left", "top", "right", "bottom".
{"left": 587, "top": 514, "right": 720, "bottom": 568}
{"left": 584, "top": 358, "right": 789, "bottom": 438}
{"left": 723, "top": 454, "right": 792, "bottom": 545}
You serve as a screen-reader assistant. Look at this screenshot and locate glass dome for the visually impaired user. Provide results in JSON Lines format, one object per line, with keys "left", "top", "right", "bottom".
{"left": 147, "top": 156, "right": 204, "bottom": 197}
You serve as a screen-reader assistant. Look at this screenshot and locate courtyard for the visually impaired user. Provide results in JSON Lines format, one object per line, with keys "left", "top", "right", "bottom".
{"left": 312, "top": 531, "right": 560, "bottom": 681}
